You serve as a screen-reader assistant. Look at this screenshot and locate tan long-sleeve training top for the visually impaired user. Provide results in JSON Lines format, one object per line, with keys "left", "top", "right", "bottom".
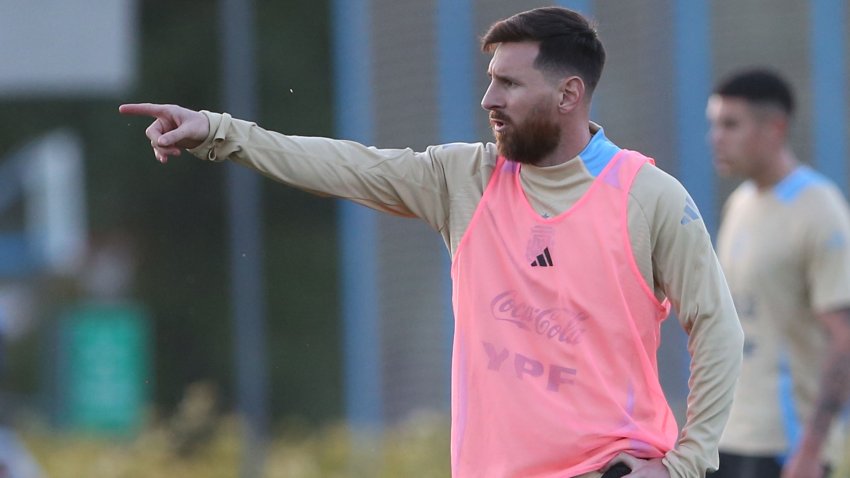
{"left": 188, "top": 111, "right": 743, "bottom": 478}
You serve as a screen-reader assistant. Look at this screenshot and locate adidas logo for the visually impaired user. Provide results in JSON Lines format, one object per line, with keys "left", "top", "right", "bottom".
{"left": 530, "top": 247, "right": 554, "bottom": 267}
{"left": 826, "top": 231, "right": 846, "bottom": 250}
{"left": 680, "top": 196, "right": 701, "bottom": 225}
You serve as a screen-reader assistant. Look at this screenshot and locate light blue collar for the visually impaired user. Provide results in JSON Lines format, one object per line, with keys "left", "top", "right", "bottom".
{"left": 578, "top": 126, "right": 622, "bottom": 177}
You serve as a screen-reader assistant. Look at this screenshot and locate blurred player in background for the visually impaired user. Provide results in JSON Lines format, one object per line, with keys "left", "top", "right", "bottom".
{"left": 121, "top": 6, "right": 743, "bottom": 477}
{"left": 708, "top": 69, "right": 850, "bottom": 478}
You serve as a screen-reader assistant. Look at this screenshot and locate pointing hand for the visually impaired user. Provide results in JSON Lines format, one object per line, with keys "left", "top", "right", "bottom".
{"left": 119, "top": 103, "right": 210, "bottom": 164}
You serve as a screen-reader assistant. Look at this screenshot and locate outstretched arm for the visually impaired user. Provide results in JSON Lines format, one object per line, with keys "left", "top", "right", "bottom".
{"left": 119, "top": 107, "right": 476, "bottom": 235}
{"left": 119, "top": 103, "right": 210, "bottom": 164}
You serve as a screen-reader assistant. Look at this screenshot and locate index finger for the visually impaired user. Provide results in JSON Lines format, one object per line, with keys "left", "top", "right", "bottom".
{"left": 119, "top": 103, "right": 171, "bottom": 118}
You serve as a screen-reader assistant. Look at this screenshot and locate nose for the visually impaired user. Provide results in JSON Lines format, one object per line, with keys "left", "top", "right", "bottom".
{"left": 481, "top": 82, "right": 503, "bottom": 111}
{"left": 708, "top": 126, "right": 722, "bottom": 148}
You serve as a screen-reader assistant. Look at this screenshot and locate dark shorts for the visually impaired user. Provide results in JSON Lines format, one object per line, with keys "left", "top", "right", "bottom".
{"left": 709, "top": 452, "right": 831, "bottom": 478}
{"left": 600, "top": 463, "right": 631, "bottom": 478}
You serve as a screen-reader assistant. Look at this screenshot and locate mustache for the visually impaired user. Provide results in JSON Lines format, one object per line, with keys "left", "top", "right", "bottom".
{"left": 489, "top": 112, "right": 511, "bottom": 123}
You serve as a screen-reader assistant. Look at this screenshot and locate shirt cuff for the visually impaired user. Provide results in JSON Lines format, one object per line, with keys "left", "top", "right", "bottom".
{"left": 188, "top": 110, "right": 231, "bottom": 162}
{"left": 663, "top": 445, "right": 715, "bottom": 478}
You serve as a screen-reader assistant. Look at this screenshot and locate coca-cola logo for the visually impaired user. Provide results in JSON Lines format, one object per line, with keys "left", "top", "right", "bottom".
{"left": 489, "top": 291, "right": 588, "bottom": 344}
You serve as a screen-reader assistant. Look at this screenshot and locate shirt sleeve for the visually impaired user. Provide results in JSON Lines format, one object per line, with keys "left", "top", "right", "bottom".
{"left": 632, "top": 166, "right": 744, "bottom": 477}
{"left": 187, "top": 111, "right": 470, "bottom": 235}
{"left": 803, "top": 185, "right": 850, "bottom": 314}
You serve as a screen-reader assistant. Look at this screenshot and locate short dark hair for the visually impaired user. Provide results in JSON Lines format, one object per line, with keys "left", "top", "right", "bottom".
{"left": 713, "top": 69, "right": 795, "bottom": 116}
{"left": 481, "top": 7, "right": 606, "bottom": 93}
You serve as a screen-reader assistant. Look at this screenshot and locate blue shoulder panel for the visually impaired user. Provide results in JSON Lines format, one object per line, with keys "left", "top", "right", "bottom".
{"left": 580, "top": 127, "right": 622, "bottom": 178}
{"left": 774, "top": 166, "right": 828, "bottom": 203}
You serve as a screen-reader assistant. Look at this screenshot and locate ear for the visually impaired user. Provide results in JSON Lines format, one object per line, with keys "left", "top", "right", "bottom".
{"left": 774, "top": 115, "right": 790, "bottom": 140}
{"left": 558, "top": 76, "right": 586, "bottom": 113}
{"left": 763, "top": 113, "right": 789, "bottom": 144}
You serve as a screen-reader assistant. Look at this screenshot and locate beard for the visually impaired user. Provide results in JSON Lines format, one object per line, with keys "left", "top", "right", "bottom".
{"left": 492, "top": 102, "right": 561, "bottom": 165}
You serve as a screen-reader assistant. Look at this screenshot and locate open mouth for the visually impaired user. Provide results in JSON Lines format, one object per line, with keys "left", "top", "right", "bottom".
{"left": 490, "top": 116, "right": 508, "bottom": 133}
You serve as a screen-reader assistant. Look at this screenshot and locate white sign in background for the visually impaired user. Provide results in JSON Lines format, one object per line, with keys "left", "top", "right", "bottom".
{"left": 0, "top": 0, "right": 137, "bottom": 97}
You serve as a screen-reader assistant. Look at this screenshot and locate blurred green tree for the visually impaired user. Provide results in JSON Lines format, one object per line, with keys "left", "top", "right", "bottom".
{"left": 0, "top": 0, "right": 340, "bottom": 425}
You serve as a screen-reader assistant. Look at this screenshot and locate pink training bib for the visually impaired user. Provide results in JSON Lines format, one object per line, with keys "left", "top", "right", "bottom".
{"left": 450, "top": 151, "right": 677, "bottom": 477}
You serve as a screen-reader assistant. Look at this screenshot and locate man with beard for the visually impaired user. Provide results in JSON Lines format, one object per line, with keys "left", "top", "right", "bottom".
{"left": 120, "top": 6, "right": 742, "bottom": 478}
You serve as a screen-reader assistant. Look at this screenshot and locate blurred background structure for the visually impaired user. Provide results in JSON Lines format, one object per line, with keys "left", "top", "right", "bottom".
{"left": 0, "top": 0, "right": 848, "bottom": 477}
